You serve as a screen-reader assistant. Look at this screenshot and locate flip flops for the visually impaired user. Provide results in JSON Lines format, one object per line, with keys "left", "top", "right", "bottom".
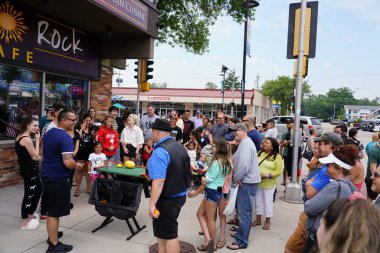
{"left": 216, "top": 240, "right": 226, "bottom": 249}
{"left": 227, "top": 242, "right": 247, "bottom": 250}
{"left": 74, "top": 192, "right": 80, "bottom": 197}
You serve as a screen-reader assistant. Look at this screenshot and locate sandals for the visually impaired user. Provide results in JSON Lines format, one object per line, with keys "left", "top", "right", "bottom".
{"left": 197, "top": 240, "right": 216, "bottom": 252}
{"left": 227, "top": 217, "right": 239, "bottom": 225}
{"left": 216, "top": 240, "right": 226, "bottom": 249}
{"left": 230, "top": 226, "right": 238, "bottom": 231}
{"left": 263, "top": 222, "right": 270, "bottom": 230}
{"left": 227, "top": 242, "right": 247, "bottom": 250}
{"left": 230, "top": 232, "right": 236, "bottom": 238}
{"left": 251, "top": 220, "right": 262, "bottom": 226}
{"left": 74, "top": 192, "right": 80, "bottom": 197}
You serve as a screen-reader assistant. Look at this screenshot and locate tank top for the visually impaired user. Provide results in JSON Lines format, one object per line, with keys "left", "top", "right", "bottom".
{"left": 15, "top": 136, "right": 33, "bottom": 165}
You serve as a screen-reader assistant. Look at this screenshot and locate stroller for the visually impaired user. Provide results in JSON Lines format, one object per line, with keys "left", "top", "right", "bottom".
{"left": 88, "top": 179, "right": 146, "bottom": 240}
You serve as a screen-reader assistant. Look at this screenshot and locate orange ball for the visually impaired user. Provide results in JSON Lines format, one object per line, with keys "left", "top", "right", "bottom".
{"left": 154, "top": 209, "right": 160, "bottom": 217}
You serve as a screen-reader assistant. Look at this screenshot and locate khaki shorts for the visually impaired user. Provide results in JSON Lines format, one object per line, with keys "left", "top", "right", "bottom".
{"left": 285, "top": 212, "right": 308, "bottom": 253}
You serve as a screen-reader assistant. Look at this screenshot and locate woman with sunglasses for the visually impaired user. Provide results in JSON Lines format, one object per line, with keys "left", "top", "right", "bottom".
{"left": 303, "top": 145, "right": 359, "bottom": 252}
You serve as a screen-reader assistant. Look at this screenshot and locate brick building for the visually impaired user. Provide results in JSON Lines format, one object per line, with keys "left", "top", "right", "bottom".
{"left": 0, "top": 0, "right": 158, "bottom": 188}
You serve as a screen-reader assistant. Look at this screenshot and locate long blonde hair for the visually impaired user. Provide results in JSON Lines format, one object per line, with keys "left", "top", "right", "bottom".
{"left": 321, "top": 199, "right": 380, "bottom": 253}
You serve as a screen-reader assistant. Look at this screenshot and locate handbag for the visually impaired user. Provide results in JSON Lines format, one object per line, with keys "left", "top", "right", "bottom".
{"left": 302, "top": 140, "right": 314, "bottom": 161}
{"left": 223, "top": 185, "right": 239, "bottom": 216}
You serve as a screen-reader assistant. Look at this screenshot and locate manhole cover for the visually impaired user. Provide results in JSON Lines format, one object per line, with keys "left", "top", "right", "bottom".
{"left": 149, "top": 241, "right": 195, "bottom": 253}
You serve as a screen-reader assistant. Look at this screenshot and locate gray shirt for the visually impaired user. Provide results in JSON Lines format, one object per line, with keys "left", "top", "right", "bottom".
{"left": 304, "top": 178, "right": 356, "bottom": 231}
{"left": 211, "top": 123, "right": 229, "bottom": 141}
{"left": 140, "top": 114, "right": 158, "bottom": 140}
{"left": 233, "top": 137, "right": 261, "bottom": 184}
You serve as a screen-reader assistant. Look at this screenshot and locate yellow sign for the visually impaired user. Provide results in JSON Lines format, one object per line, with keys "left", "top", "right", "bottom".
{"left": 293, "top": 7, "right": 311, "bottom": 57}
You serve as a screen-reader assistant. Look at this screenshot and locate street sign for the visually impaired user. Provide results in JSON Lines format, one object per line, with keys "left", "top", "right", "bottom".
{"left": 287, "top": 1, "right": 318, "bottom": 59}
{"left": 246, "top": 19, "right": 252, "bottom": 57}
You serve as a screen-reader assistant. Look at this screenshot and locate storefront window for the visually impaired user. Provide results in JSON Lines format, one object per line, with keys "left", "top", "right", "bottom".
{"left": 0, "top": 65, "right": 41, "bottom": 140}
{"left": 45, "top": 74, "right": 88, "bottom": 115}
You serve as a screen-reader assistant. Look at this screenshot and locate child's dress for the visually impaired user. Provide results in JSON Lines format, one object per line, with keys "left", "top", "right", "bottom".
{"left": 88, "top": 152, "right": 107, "bottom": 182}
{"left": 187, "top": 149, "right": 197, "bottom": 167}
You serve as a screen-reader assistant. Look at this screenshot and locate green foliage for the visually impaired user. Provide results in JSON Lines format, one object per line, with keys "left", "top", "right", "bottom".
{"left": 224, "top": 72, "right": 241, "bottom": 90}
{"left": 205, "top": 81, "right": 218, "bottom": 89}
{"left": 260, "top": 76, "right": 311, "bottom": 115}
{"left": 151, "top": 82, "right": 168, "bottom": 88}
{"left": 156, "top": 0, "right": 258, "bottom": 54}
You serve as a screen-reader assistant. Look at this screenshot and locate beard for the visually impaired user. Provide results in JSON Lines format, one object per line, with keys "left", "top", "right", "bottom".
{"left": 371, "top": 182, "right": 378, "bottom": 193}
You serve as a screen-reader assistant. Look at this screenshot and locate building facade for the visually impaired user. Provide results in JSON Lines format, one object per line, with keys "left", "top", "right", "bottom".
{"left": 344, "top": 105, "right": 380, "bottom": 121}
{"left": 0, "top": 0, "right": 158, "bottom": 188}
{"left": 112, "top": 87, "right": 273, "bottom": 122}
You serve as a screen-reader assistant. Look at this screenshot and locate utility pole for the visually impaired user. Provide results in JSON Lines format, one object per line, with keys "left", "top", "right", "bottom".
{"left": 231, "top": 69, "right": 235, "bottom": 117}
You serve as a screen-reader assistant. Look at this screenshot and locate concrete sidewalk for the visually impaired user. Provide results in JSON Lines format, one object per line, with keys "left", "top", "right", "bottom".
{"left": 0, "top": 180, "right": 303, "bottom": 253}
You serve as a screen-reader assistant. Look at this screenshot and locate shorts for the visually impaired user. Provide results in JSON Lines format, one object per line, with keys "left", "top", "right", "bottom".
{"left": 124, "top": 144, "right": 137, "bottom": 158}
{"left": 285, "top": 212, "right": 308, "bottom": 253}
{"left": 204, "top": 188, "right": 223, "bottom": 204}
{"left": 153, "top": 195, "right": 186, "bottom": 240}
{"left": 285, "top": 159, "right": 301, "bottom": 177}
{"left": 42, "top": 178, "right": 71, "bottom": 218}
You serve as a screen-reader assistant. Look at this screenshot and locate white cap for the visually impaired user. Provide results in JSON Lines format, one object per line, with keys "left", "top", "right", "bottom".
{"left": 319, "top": 153, "right": 353, "bottom": 170}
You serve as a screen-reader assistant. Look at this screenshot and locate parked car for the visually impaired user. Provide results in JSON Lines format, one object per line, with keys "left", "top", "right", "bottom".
{"left": 361, "top": 120, "right": 372, "bottom": 131}
{"left": 330, "top": 119, "right": 340, "bottom": 125}
{"left": 267, "top": 116, "right": 323, "bottom": 138}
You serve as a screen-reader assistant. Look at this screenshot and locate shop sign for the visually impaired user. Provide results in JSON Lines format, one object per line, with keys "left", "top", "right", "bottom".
{"left": 148, "top": 96, "right": 170, "bottom": 101}
{"left": 0, "top": 1, "right": 100, "bottom": 79}
{"left": 91, "top": 0, "right": 148, "bottom": 31}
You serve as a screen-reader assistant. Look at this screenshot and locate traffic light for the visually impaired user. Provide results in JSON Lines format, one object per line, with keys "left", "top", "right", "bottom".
{"left": 138, "top": 59, "right": 153, "bottom": 92}
{"left": 290, "top": 96, "right": 295, "bottom": 106}
{"left": 133, "top": 60, "right": 139, "bottom": 81}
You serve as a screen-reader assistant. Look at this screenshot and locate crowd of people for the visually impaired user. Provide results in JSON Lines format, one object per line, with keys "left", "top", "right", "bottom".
{"left": 14, "top": 102, "right": 380, "bottom": 253}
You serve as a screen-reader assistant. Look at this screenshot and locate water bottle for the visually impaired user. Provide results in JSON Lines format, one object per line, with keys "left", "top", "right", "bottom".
{"left": 107, "top": 161, "right": 113, "bottom": 170}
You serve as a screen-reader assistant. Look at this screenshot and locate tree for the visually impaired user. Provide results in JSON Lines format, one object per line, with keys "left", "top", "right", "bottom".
{"left": 156, "top": 0, "right": 258, "bottom": 54}
{"left": 205, "top": 81, "right": 218, "bottom": 89}
{"left": 150, "top": 82, "right": 168, "bottom": 88}
{"left": 260, "top": 76, "right": 311, "bottom": 115}
{"left": 224, "top": 72, "right": 241, "bottom": 90}
{"left": 326, "top": 87, "right": 356, "bottom": 118}
{"left": 303, "top": 94, "right": 333, "bottom": 120}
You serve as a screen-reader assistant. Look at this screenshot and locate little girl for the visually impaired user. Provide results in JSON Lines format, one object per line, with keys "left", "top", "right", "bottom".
{"left": 185, "top": 141, "right": 197, "bottom": 168}
{"left": 141, "top": 138, "right": 153, "bottom": 166}
{"left": 88, "top": 142, "right": 108, "bottom": 182}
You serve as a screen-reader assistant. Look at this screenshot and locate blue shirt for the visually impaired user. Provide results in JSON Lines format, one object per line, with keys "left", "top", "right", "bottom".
{"left": 148, "top": 135, "right": 186, "bottom": 197}
{"left": 248, "top": 129, "right": 261, "bottom": 151}
{"left": 42, "top": 128, "right": 74, "bottom": 178}
{"left": 310, "top": 165, "right": 331, "bottom": 191}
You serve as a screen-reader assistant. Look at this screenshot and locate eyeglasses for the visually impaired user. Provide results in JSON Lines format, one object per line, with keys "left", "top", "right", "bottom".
{"left": 374, "top": 172, "right": 380, "bottom": 178}
{"left": 65, "top": 118, "right": 77, "bottom": 122}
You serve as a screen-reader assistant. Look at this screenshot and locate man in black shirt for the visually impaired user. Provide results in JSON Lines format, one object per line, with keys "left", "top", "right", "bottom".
{"left": 182, "top": 110, "right": 194, "bottom": 143}
{"left": 169, "top": 115, "right": 183, "bottom": 143}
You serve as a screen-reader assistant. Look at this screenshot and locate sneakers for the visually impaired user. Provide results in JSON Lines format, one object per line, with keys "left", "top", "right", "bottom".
{"left": 46, "top": 241, "right": 73, "bottom": 253}
{"left": 47, "top": 231, "right": 64, "bottom": 244}
{"left": 20, "top": 218, "right": 40, "bottom": 230}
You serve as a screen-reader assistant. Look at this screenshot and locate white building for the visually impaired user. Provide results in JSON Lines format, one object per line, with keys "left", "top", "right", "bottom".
{"left": 344, "top": 105, "right": 380, "bottom": 121}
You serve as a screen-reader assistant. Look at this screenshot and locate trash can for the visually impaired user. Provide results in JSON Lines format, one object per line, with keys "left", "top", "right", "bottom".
{"left": 89, "top": 179, "right": 146, "bottom": 240}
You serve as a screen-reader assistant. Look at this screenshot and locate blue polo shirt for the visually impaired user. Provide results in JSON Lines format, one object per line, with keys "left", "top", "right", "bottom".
{"left": 42, "top": 128, "right": 74, "bottom": 178}
{"left": 310, "top": 165, "right": 331, "bottom": 191}
{"left": 248, "top": 129, "right": 261, "bottom": 151}
{"left": 148, "top": 135, "right": 186, "bottom": 197}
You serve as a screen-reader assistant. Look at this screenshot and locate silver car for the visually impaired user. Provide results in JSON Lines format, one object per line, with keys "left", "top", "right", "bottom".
{"left": 268, "top": 116, "right": 323, "bottom": 138}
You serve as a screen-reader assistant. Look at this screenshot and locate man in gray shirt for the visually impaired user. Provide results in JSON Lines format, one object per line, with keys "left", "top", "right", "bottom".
{"left": 227, "top": 123, "right": 261, "bottom": 250}
{"left": 140, "top": 104, "right": 158, "bottom": 140}
{"left": 210, "top": 112, "right": 228, "bottom": 143}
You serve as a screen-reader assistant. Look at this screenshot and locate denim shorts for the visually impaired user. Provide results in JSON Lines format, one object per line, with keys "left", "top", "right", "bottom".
{"left": 204, "top": 188, "right": 223, "bottom": 204}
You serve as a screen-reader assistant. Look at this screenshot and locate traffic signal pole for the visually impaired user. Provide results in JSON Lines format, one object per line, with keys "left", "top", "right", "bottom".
{"left": 284, "top": 0, "right": 307, "bottom": 203}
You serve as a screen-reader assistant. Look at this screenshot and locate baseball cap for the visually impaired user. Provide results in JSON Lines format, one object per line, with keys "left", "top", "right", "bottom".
{"left": 314, "top": 132, "right": 343, "bottom": 147}
{"left": 286, "top": 118, "right": 294, "bottom": 124}
{"left": 319, "top": 153, "right": 353, "bottom": 170}
{"left": 230, "top": 123, "right": 248, "bottom": 132}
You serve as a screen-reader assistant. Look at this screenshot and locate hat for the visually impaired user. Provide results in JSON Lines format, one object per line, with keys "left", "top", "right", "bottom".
{"left": 314, "top": 132, "right": 343, "bottom": 147}
{"left": 286, "top": 118, "right": 294, "bottom": 124}
{"left": 230, "top": 123, "right": 248, "bottom": 132}
{"left": 151, "top": 118, "right": 171, "bottom": 132}
{"left": 319, "top": 153, "right": 353, "bottom": 170}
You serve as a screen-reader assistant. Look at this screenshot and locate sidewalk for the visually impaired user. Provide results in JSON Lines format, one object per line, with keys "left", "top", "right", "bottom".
{"left": 0, "top": 181, "right": 303, "bottom": 253}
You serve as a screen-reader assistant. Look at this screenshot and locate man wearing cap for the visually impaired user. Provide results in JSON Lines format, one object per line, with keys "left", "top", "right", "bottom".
{"left": 191, "top": 110, "right": 203, "bottom": 130}
{"left": 147, "top": 118, "right": 191, "bottom": 253}
{"left": 227, "top": 123, "right": 261, "bottom": 250}
{"left": 284, "top": 132, "right": 343, "bottom": 253}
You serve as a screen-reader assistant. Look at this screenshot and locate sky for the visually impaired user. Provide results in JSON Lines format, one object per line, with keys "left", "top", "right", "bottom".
{"left": 113, "top": 0, "right": 380, "bottom": 100}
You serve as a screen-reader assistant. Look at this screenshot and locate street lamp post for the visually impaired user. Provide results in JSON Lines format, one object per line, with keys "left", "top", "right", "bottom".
{"left": 241, "top": 0, "right": 259, "bottom": 119}
{"left": 221, "top": 65, "right": 228, "bottom": 111}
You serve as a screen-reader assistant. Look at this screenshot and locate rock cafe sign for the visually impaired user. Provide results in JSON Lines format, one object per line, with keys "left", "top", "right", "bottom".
{"left": 0, "top": 1, "right": 100, "bottom": 79}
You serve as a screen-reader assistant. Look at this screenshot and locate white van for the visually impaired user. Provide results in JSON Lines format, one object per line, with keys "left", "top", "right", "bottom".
{"left": 267, "top": 116, "right": 323, "bottom": 138}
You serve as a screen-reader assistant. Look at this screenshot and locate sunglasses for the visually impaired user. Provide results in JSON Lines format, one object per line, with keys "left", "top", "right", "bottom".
{"left": 374, "top": 172, "right": 380, "bottom": 178}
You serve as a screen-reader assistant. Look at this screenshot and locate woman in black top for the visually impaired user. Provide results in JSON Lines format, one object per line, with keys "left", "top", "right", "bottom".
{"left": 74, "top": 114, "right": 94, "bottom": 196}
{"left": 15, "top": 116, "right": 42, "bottom": 230}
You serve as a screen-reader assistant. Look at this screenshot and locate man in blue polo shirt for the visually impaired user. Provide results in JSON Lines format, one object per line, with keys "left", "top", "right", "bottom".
{"left": 42, "top": 109, "right": 83, "bottom": 253}
{"left": 148, "top": 118, "right": 191, "bottom": 253}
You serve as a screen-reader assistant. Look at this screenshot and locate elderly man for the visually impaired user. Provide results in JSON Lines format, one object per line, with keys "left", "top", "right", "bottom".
{"left": 243, "top": 116, "right": 261, "bottom": 151}
{"left": 227, "top": 123, "right": 261, "bottom": 250}
{"left": 148, "top": 118, "right": 191, "bottom": 253}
